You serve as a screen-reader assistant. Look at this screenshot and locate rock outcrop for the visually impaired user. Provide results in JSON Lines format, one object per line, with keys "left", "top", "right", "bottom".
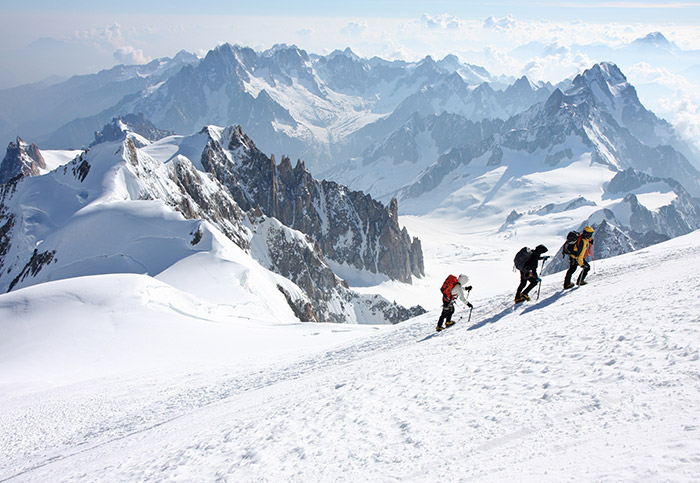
{"left": 200, "top": 125, "right": 424, "bottom": 283}
{"left": 0, "top": 137, "right": 46, "bottom": 184}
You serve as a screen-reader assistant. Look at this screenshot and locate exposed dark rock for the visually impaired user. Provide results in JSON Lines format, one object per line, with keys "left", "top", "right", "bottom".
{"left": 8, "top": 249, "right": 57, "bottom": 292}
{"left": 277, "top": 284, "right": 316, "bottom": 322}
{"left": 72, "top": 154, "right": 91, "bottom": 182}
{"left": 0, "top": 181, "right": 19, "bottom": 274}
{"left": 0, "top": 137, "right": 46, "bottom": 184}
{"left": 202, "top": 125, "right": 424, "bottom": 283}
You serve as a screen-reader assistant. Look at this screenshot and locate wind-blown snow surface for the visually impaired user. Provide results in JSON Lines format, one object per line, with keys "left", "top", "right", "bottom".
{"left": 1, "top": 229, "right": 699, "bottom": 480}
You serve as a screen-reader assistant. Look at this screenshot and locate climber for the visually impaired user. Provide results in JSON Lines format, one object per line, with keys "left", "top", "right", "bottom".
{"left": 513, "top": 244, "right": 549, "bottom": 303}
{"left": 436, "top": 273, "right": 473, "bottom": 331}
{"left": 563, "top": 226, "right": 595, "bottom": 289}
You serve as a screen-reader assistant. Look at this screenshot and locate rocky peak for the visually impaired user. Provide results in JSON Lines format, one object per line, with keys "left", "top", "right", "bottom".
{"left": 325, "top": 47, "right": 360, "bottom": 62}
{"left": 606, "top": 168, "right": 655, "bottom": 194}
{"left": 510, "top": 75, "right": 536, "bottom": 93}
{"left": 574, "top": 62, "right": 627, "bottom": 88}
{"left": 206, "top": 125, "right": 425, "bottom": 283}
{"left": 226, "top": 124, "right": 257, "bottom": 154}
{"left": 172, "top": 49, "right": 199, "bottom": 63}
{"left": 265, "top": 44, "right": 309, "bottom": 64}
{"left": 543, "top": 88, "right": 565, "bottom": 116}
{"left": 631, "top": 32, "right": 677, "bottom": 50}
{"left": 199, "top": 44, "right": 254, "bottom": 85}
{"left": 91, "top": 113, "right": 173, "bottom": 147}
{"left": 437, "top": 54, "right": 460, "bottom": 71}
{"left": 0, "top": 137, "right": 46, "bottom": 184}
{"left": 472, "top": 82, "right": 496, "bottom": 99}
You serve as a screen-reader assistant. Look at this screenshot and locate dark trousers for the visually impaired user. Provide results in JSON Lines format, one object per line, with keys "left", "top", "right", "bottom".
{"left": 516, "top": 270, "right": 538, "bottom": 297}
{"left": 565, "top": 257, "right": 590, "bottom": 286}
{"left": 437, "top": 301, "right": 455, "bottom": 327}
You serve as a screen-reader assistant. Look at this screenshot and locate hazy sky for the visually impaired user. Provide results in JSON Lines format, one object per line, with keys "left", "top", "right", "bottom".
{"left": 2, "top": 0, "right": 700, "bottom": 86}
{"left": 1, "top": 0, "right": 700, "bottom": 144}
{"left": 6, "top": 0, "right": 700, "bottom": 22}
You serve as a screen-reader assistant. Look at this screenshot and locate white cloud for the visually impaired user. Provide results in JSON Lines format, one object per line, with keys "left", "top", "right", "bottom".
{"left": 297, "top": 28, "right": 313, "bottom": 38}
{"left": 71, "top": 22, "right": 125, "bottom": 47}
{"left": 341, "top": 22, "right": 367, "bottom": 37}
{"left": 627, "top": 63, "right": 700, "bottom": 150}
{"left": 483, "top": 15, "right": 518, "bottom": 31}
{"left": 667, "top": 97, "right": 700, "bottom": 148}
{"left": 627, "top": 62, "right": 695, "bottom": 91}
{"left": 421, "top": 14, "right": 462, "bottom": 30}
{"left": 522, "top": 52, "right": 595, "bottom": 82}
{"left": 476, "top": 46, "right": 523, "bottom": 77}
{"left": 113, "top": 46, "right": 150, "bottom": 65}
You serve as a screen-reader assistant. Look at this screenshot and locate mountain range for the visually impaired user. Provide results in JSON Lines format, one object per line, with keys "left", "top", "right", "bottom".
{"left": 1, "top": 42, "right": 700, "bottom": 313}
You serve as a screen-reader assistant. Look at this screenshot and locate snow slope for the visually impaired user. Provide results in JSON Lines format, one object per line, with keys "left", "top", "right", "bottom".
{"left": 1, "top": 229, "right": 699, "bottom": 481}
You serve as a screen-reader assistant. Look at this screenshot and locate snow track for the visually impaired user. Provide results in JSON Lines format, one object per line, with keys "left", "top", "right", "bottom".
{"left": 2, "top": 231, "right": 700, "bottom": 481}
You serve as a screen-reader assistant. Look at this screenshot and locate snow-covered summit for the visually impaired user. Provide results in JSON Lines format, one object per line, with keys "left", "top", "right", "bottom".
{"left": 631, "top": 31, "right": 678, "bottom": 51}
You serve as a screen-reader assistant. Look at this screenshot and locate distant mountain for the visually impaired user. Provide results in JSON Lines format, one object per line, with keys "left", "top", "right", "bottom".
{"left": 393, "top": 62, "right": 700, "bottom": 208}
{"left": 90, "top": 113, "right": 174, "bottom": 147}
{"left": 0, "top": 51, "right": 198, "bottom": 149}
{"left": 630, "top": 32, "right": 678, "bottom": 52}
{"left": 320, "top": 62, "right": 700, "bottom": 268}
{"left": 34, "top": 44, "right": 504, "bottom": 172}
{"left": 324, "top": 113, "right": 504, "bottom": 201}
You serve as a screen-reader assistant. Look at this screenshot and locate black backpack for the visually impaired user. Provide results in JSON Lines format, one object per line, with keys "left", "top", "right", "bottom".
{"left": 513, "top": 247, "right": 531, "bottom": 271}
{"left": 562, "top": 231, "right": 580, "bottom": 256}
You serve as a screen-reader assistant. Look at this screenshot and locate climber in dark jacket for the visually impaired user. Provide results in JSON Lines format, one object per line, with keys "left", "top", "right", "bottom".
{"left": 514, "top": 244, "right": 549, "bottom": 303}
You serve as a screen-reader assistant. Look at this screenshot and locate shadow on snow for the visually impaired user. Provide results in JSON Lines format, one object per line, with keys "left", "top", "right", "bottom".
{"left": 467, "top": 288, "right": 576, "bottom": 332}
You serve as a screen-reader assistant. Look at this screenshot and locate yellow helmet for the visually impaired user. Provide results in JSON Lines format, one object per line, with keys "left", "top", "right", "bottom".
{"left": 583, "top": 226, "right": 594, "bottom": 233}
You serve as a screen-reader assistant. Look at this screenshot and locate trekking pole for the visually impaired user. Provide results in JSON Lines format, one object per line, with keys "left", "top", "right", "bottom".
{"left": 467, "top": 287, "right": 473, "bottom": 323}
{"left": 536, "top": 257, "right": 546, "bottom": 301}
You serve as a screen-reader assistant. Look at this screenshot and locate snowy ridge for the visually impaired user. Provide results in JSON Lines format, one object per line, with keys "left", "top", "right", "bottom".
{"left": 1, "top": 227, "right": 699, "bottom": 480}
{"left": 0, "top": 130, "right": 424, "bottom": 324}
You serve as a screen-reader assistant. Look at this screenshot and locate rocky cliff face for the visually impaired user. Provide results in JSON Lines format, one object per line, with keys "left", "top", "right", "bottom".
{"left": 247, "top": 215, "right": 424, "bottom": 323}
{"left": 200, "top": 125, "right": 424, "bottom": 283}
{"left": 0, "top": 137, "right": 46, "bottom": 183}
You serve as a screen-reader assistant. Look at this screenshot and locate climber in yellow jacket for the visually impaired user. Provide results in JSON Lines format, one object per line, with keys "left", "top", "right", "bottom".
{"left": 564, "top": 225, "right": 594, "bottom": 289}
